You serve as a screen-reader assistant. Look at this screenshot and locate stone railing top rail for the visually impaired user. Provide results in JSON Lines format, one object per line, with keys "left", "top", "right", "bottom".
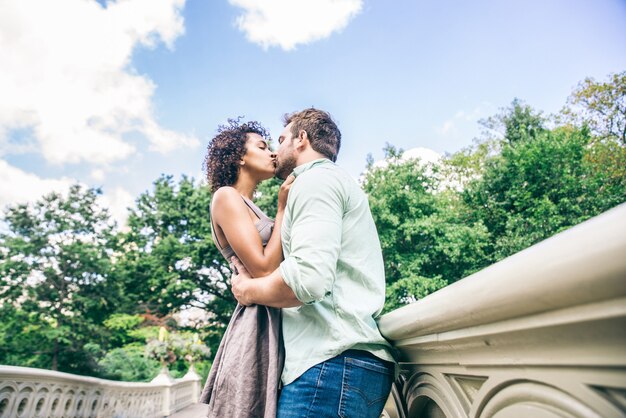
{"left": 0, "top": 365, "right": 201, "bottom": 417}
{"left": 0, "top": 365, "right": 196, "bottom": 388}
{"left": 378, "top": 203, "right": 626, "bottom": 342}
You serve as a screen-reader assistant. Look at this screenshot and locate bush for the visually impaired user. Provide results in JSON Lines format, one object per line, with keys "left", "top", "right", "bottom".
{"left": 98, "top": 343, "right": 160, "bottom": 382}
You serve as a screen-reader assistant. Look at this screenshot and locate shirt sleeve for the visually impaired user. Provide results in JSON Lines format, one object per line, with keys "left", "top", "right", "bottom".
{"left": 279, "top": 169, "right": 344, "bottom": 304}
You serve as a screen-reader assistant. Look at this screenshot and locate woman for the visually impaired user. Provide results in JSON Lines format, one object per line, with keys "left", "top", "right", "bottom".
{"left": 199, "top": 119, "right": 292, "bottom": 418}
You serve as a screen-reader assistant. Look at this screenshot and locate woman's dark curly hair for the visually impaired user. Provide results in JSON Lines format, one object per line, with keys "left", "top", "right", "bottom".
{"left": 203, "top": 118, "right": 270, "bottom": 192}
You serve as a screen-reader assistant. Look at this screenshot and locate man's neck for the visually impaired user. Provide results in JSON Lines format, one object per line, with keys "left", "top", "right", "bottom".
{"left": 296, "top": 150, "right": 327, "bottom": 167}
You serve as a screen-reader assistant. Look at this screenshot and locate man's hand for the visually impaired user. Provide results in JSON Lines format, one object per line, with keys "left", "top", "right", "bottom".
{"left": 230, "top": 256, "right": 253, "bottom": 306}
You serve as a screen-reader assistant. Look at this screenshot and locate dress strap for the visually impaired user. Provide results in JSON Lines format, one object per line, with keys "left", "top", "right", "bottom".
{"left": 210, "top": 215, "right": 225, "bottom": 251}
{"left": 210, "top": 195, "right": 267, "bottom": 252}
{"left": 241, "top": 195, "right": 268, "bottom": 220}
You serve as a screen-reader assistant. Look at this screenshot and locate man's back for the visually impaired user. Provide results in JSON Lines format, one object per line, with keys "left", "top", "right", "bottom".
{"left": 279, "top": 158, "right": 395, "bottom": 385}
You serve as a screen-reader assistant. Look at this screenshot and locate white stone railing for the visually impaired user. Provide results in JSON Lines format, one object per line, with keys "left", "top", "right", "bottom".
{"left": 378, "top": 203, "right": 626, "bottom": 418}
{"left": 0, "top": 365, "right": 201, "bottom": 418}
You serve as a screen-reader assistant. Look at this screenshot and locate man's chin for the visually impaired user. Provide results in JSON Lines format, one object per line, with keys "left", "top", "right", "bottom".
{"left": 274, "top": 164, "right": 292, "bottom": 180}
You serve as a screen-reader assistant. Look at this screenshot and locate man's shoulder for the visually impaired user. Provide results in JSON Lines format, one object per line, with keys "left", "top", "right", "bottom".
{"left": 296, "top": 162, "right": 352, "bottom": 188}
{"left": 290, "top": 163, "right": 363, "bottom": 210}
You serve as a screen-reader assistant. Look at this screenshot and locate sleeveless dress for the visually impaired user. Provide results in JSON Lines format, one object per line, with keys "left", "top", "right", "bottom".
{"left": 200, "top": 196, "right": 284, "bottom": 418}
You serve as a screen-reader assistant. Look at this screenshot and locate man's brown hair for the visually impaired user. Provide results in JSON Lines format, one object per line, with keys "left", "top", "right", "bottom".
{"left": 283, "top": 108, "right": 341, "bottom": 162}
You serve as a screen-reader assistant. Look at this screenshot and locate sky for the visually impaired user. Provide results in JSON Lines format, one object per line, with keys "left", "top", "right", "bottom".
{"left": 1, "top": 0, "right": 625, "bottom": 225}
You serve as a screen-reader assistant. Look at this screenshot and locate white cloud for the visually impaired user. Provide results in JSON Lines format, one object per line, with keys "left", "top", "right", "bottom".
{"left": 0, "top": 0, "right": 198, "bottom": 166}
{"left": 0, "top": 159, "right": 75, "bottom": 207}
{"left": 437, "top": 103, "right": 495, "bottom": 137}
{"left": 0, "top": 159, "right": 133, "bottom": 227}
{"left": 401, "top": 147, "right": 442, "bottom": 166}
{"left": 367, "top": 147, "right": 442, "bottom": 172}
{"left": 440, "top": 120, "right": 455, "bottom": 135}
{"left": 97, "top": 186, "right": 135, "bottom": 227}
{"left": 229, "top": 0, "right": 363, "bottom": 50}
{"left": 91, "top": 168, "right": 106, "bottom": 182}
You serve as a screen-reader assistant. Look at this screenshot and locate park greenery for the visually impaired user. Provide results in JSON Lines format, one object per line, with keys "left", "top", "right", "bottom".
{"left": 1, "top": 72, "right": 624, "bottom": 381}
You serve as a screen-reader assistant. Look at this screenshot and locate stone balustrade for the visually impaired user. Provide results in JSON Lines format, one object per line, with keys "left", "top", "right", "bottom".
{"left": 0, "top": 365, "right": 201, "bottom": 418}
{"left": 378, "top": 203, "right": 626, "bottom": 418}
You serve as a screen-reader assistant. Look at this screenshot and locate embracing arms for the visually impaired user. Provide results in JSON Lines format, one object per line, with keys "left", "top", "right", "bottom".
{"left": 230, "top": 258, "right": 302, "bottom": 308}
{"left": 231, "top": 169, "right": 344, "bottom": 309}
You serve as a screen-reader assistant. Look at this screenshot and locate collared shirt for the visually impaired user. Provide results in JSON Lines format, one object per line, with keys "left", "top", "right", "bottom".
{"left": 279, "top": 158, "right": 396, "bottom": 385}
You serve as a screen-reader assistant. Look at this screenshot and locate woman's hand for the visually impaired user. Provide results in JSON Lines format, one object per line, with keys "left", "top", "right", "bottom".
{"left": 278, "top": 175, "right": 295, "bottom": 211}
{"left": 231, "top": 256, "right": 253, "bottom": 306}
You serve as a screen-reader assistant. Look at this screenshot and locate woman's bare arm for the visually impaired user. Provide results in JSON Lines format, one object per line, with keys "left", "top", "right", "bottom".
{"left": 211, "top": 178, "right": 293, "bottom": 277}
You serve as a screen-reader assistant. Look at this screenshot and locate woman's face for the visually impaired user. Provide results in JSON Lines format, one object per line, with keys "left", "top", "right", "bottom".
{"left": 241, "top": 133, "right": 276, "bottom": 181}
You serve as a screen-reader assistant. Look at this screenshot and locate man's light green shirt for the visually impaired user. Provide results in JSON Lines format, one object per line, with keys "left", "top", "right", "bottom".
{"left": 279, "top": 158, "right": 396, "bottom": 385}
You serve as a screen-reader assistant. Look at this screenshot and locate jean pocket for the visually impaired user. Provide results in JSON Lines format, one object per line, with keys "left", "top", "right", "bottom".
{"left": 338, "top": 357, "right": 393, "bottom": 418}
{"left": 345, "top": 356, "right": 393, "bottom": 375}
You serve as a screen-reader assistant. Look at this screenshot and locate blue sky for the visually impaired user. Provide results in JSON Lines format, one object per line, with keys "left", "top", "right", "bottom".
{"left": 1, "top": 0, "right": 625, "bottom": 224}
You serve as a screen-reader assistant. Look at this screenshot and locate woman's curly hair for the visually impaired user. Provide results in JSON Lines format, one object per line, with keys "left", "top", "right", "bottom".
{"left": 203, "top": 118, "right": 270, "bottom": 192}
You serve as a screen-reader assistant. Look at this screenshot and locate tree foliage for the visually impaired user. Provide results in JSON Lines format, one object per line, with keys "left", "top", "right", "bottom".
{"left": 0, "top": 185, "right": 119, "bottom": 373}
{"left": 113, "top": 175, "right": 235, "bottom": 353}
{"left": 97, "top": 343, "right": 161, "bottom": 382}
{"left": 366, "top": 93, "right": 625, "bottom": 311}
{"left": 464, "top": 105, "right": 625, "bottom": 260}
{"left": 362, "top": 146, "right": 491, "bottom": 312}
{"left": 480, "top": 98, "right": 546, "bottom": 144}
{"left": 564, "top": 71, "right": 626, "bottom": 144}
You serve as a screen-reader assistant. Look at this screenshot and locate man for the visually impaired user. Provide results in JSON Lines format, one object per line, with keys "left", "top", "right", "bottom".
{"left": 230, "top": 108, "right": 396, "bottom": 418}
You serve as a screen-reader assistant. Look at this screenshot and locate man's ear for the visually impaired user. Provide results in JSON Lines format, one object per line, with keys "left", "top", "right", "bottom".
{"left": 296, "top": 130, "right": 309, "bottom": 150}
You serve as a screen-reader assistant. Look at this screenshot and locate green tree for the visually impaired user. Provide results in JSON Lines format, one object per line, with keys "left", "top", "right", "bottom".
{"left": 480, "top": 98, "right": 546, "bottom": 144}
{"left": 438, "top": 138, "right": 498, "bottom": 192}
{"left": 362, "top": 146, "right": 491, "bottom": 312}
{"left": 114, "top": 175, "right": 236, "bottom": 353}
{"left": 97, "top": 343, "right": 161, "bottom": 382}
{"left": 384, "top": 276, "right": 447, "bottom": 313}
{"left": 464, "top": 124, "right": 625, "bottom": 260}
{"left": 254, "top": 177, "right": 282, "bottom": 218}
{"left": 0, "top": 185, "right": 119, "bottom": 373}
{"left": 103, "top": 313, "right": 146, "bottom": 347}
{"left": 0, "top": 305, "right": 59, "bottom": 369}
{"left": 564, "top": 71, "right": 626, "bottom": 144}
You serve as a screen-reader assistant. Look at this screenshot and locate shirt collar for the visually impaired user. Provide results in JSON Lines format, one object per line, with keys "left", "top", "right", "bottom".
{"left": 292, "top": 158, "right": 331, "bottom": 178}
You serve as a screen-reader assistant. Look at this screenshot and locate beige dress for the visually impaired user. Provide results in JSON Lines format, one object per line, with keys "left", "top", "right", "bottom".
{"left": 200, "top": 196, "right": 284, "bottom": 418}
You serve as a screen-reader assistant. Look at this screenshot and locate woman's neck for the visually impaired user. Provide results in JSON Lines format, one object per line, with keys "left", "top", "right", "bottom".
{"left": 233, "top": 174, "right": 257, "bottom": 200}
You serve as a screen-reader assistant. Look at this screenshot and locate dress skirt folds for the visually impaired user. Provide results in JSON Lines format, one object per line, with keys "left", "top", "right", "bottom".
{"left": 200, "top": 303, "right": 283, "bottom": 418}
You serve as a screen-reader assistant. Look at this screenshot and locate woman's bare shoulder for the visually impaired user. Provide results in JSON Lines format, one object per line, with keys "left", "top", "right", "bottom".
{"left": 213, "top": 186, "right": 240, "bottom": 201}
{"left": 211, "top": 186, "right": 244, "bottom": 216}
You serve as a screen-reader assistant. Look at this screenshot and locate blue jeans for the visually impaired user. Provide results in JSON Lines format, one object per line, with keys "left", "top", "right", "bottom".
{"left": 277, "top": 350, "right": 394, "bottom": 418}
